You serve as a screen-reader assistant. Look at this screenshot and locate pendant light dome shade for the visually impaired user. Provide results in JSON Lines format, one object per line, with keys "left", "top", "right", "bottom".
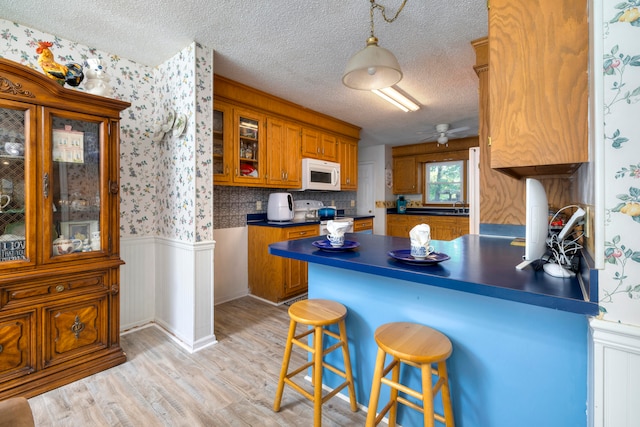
{"left": 342, "top": 37, "right": 402, "bottom": 90}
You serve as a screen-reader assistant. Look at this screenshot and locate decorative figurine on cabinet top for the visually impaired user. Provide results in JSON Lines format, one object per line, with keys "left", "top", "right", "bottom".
{"left": 35, "top": 41, "right": 84, "bottom": 87}
{"left": 84, "top": 58, "right": 112, "bottom": 97}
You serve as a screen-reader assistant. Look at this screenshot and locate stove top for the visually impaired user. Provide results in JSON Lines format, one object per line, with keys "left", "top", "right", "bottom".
{"left": 320, "top": 217, "right": 354, "bottom": 224}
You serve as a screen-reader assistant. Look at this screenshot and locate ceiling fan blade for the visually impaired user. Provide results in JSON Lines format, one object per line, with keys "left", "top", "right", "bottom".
{"left": 447, "top": 126, "right": 471, "bottom": 134}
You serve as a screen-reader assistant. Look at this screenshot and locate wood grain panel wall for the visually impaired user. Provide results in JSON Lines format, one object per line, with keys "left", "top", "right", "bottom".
{"left": 472, "top": 38, "right": 574, "bottom": 225}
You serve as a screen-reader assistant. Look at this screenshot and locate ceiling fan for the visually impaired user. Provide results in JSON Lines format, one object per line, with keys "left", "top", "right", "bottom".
{"left": 422, "top": 124, "right": 471, "bottom": 147}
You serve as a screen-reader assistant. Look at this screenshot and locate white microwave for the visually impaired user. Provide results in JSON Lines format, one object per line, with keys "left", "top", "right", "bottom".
{"left": 301, "top": 158, "right": 341, "bottom": 191}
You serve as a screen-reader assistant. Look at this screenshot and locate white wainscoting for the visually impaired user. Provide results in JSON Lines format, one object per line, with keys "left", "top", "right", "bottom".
{"left": 213, "top": 226, "right": 249, "bottom": 304}
{"left": 591, "top": 319, "right": 640, "bottom": 427}
{"left": 120, "top": 236, "right": 157, "bottom": 331}
{"left": 120, "top": 236, "right": 217, "bottom": 353}
{"left": 154, "top": 237, "right": 216, "bottom": 353}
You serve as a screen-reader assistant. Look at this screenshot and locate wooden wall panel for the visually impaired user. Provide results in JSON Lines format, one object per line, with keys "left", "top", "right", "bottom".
{"left": 474, "top": 38, "right": 526, "bottom": 225}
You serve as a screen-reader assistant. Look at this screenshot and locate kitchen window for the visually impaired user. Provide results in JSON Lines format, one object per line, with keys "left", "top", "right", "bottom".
{"left": 424, "top": 160, "right": 466, "bottom": 204}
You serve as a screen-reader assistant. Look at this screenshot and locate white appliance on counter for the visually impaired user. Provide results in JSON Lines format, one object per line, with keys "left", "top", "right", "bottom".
{"left": 293, "top": 199, "right": 324, "bottom": 221}
{"left": 301, "top": 158, "right": 341, "bottom": 191}
{"left": 267, "top": 192, "right": 294, "bottom": 221}
{"left": 293, "top": 199, "right": 353, "bottom": 235}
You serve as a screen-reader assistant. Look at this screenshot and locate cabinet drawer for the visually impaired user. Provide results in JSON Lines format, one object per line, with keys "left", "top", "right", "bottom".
{"left": 354, "top": 218, "right": 373, "bottom": 232}
{"left": 0, "top": 272, "right": 108, "bottom": 310}
{"left": 285, "top": 225, "right": 319, "bottom": 240}
{"left": 0, "top": 310, "right": 36, "bottom": 384}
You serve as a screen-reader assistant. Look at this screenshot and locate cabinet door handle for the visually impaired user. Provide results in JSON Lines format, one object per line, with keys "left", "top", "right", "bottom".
{"left": 55, "top": 285, "right": 65, "bottom": 292}
{"left": 43, "top": 173, "right": 49, "bottom": 198}
{"left": 71, "top": 315, "right": 85, "bottom": 339}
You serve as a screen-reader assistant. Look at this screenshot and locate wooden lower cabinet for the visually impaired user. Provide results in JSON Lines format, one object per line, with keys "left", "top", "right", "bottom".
{"left": 354, "top": 218, "right": 373, "bottom": 233}
{"left": 386, "top": 214, "right": 469, "bottom": 241}
{"left": 0, "top": 267, "right": 124, "bottom": 398}
{"left": 248, "top": 224, "right": 319, "bottom": 303}
{"left": 0, "top": 311, "right": 36, "bottom": 385}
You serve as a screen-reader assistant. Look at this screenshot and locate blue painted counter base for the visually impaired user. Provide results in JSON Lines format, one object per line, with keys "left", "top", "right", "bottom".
{"left": 309, "top": 263, "right": 587, "bottom": 427}
{"left": 269, "top": 234, "right": 593, "bottom": 426}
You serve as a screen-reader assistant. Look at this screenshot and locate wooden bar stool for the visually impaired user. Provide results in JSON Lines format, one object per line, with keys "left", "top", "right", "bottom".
{"left": 273, "top": 299, "right": 358, "bottom": 426}
{"left": 366, "top": 322, "right": 454, "bottom": 427}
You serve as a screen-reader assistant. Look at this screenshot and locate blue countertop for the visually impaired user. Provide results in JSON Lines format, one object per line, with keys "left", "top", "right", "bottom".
{"left": 269, "top": 233, "right": 599, "bottom": 315}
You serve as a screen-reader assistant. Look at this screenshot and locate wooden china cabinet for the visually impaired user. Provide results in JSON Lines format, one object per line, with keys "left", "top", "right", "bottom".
{"left": 0, "top": 59, "right": 130, "bottom": 398}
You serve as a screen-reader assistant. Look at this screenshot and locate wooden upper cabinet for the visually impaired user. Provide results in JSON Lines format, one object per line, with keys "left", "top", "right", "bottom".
{"left": 266, "top": 117, "right": 301, "bottom": 188}
{"left": 320, "top": 133, "right": 338, "bottom": 161}
{"left": 488, "top": 0, "right": 588, "bottom": 178}
{"left": 213, "top": 75, "right": 360, "bottom": 188}
{"left": 301, "top": 127, "right": 320, "bottom": 159}
{"left": 232, "top": 107, "right": 266, "bottom": 185}
{"left": 339, "top": 138, "right": 358, "bottom": 190}
{"left": 393, "top": 156, "right": 421, "bottom": 195}
{"left": 213, "top": 100, "right": 234, "bottom": 184}
{"left": 302, "top": 128, "right": 338, "bottom": 162}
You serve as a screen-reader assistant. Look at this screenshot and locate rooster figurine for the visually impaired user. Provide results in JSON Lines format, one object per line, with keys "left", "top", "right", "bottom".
{"left": 35, "top": 41, "right": 84, "bottom": 87}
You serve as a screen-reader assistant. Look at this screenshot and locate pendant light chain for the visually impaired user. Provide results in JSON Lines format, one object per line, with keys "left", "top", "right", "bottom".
{"left": 369, "top": 0, "right": 409, "bottom": 38}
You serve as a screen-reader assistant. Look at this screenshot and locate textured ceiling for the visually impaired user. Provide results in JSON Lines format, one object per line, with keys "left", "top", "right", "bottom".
{"left": 1, "top": 0, "right": 488, "bottom": 148}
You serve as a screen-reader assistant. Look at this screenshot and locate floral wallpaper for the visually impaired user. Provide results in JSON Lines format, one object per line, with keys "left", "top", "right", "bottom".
{"left": 600, "top": 1, "right": 640, "bottom": 324}
{"left": 0, "top": 19, "right": 213, "bottom": 243}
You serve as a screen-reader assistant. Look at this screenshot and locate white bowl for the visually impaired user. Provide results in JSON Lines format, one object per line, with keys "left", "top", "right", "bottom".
{"left": 4, "top": 142, "right": 24, "bottom": 156}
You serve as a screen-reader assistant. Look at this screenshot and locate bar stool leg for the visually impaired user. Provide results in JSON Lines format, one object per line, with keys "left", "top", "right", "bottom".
{"left": 338, "top": 319, "right": 358, "bottom": 412}
{"left": 313, "top": 325, "right": 323, "bottom": 427}
{"left": 366, "top": 348, "right": 387, "bottom": 426}
{"left": 438, "top": 361, "right": 455, "bottom": 427}
{"left": 388, "top": 357, "right": 401, "bottom": 426}
{"left": 274, "top": 318, "right": 297, "bottom": 412}
{"left": 421, "top": 362, "right": 435, "bottom": 427}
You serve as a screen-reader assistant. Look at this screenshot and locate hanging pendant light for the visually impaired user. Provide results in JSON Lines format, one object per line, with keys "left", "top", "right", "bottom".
{"left": 343, "top": 0, "right": 407, "bottom": 90}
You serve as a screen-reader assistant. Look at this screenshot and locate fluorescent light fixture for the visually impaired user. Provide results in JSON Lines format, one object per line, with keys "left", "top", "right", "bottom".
{"left": 372, "top": 86, "right": 420, "bottom": 112}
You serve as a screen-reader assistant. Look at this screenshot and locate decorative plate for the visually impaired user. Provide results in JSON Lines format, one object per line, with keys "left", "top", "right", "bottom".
{"left": 151, "top": 121, "right": 165, "bottom": 142}
{"left": 162, "top": 109, "right": 175, "bottom": 133}
{"left": 172, "top": 113, "right": 187, "bottom": 137}
{"left": 312, "top": 239, "right": 360, "bottom": 252}
{"left": 387, "top": 249, "right": 450, "bottom": 265}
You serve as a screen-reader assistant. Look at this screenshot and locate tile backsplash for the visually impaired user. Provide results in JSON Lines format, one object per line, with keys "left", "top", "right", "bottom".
{"left": 213, "top": 186, "right": 357, "bottom": 229}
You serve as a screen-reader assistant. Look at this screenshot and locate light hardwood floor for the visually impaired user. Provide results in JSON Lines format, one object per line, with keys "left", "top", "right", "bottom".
{"left": 28, "top": 296, "right": 368, "bottom": 426}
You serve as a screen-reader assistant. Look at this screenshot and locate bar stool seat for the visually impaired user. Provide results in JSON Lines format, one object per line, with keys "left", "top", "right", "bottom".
{"left": 366, "top": 321, "right": 454, "bottom": 427}
{"left": 273, "top": 299, "right": 357, "bottom": 426}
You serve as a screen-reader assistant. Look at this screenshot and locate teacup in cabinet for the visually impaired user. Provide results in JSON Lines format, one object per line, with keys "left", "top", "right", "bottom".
{"left": 52, "top": 236, "right": 82, "bottom": 255}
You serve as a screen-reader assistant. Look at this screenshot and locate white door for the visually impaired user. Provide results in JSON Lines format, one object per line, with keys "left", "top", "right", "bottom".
{"left": 357, "top": 162, "right": 375, "bottom": 215}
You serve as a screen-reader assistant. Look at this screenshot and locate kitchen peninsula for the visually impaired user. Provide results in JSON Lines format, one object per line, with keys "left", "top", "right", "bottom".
{"left": 269, "top": 233, "right": 597, "bottom": 427}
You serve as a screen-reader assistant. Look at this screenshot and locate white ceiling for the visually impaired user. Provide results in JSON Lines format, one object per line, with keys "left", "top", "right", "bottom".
{"left": 1, "top": 0, "right": 487, "bottom": 148}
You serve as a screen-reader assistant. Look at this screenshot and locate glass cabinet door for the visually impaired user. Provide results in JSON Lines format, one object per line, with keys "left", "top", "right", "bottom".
{"left": 45, "top": 111, "right": 106, "bottom": 260}
{"left": 0, "top": 104, "right": 34, "bottom": 265}
{"left": 234, "top": 108, "right": 264, "bottom": 184}
{"left": 213, "top": 101, "right": 232, "bottom": 183}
